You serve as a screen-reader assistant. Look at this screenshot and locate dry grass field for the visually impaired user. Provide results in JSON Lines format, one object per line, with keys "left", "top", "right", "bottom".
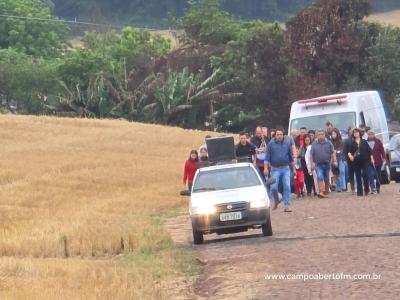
{"left": 0, "top": 115, "right": 211, "bottom": 299}
{"left": 368, "top": 10, "right": 400, "bottom": 26}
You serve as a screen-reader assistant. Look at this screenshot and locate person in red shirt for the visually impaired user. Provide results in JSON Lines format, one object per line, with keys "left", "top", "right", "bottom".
{"left": 183, "top": 150, "right": 199, "bottom": 192}
{"left": 295, "top": 127, "right": 307, "bottom": 148}
{"left": 294, "top": 127, "right": 307, "bottom": 197}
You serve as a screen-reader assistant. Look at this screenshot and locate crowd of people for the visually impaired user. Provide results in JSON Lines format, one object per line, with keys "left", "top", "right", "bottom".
{"left": 183, "top": 121, "right": 389, "bottom": 212}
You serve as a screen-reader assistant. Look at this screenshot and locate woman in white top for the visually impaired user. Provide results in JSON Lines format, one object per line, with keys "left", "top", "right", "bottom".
{"left": 305, "top": 135, "right": 319, "bottom": 196}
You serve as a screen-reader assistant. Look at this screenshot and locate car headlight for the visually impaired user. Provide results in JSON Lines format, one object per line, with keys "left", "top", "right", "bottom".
{"left": 250, "top": 199, "right": 268, "bottom": 209}
{"left": 190, "top": 204, "right": 217, "bottom": 215}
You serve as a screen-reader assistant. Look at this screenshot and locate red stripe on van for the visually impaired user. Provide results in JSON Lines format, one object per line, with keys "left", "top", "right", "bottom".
{"left": 297, "top": 95, "right": 347, "bottom": 104}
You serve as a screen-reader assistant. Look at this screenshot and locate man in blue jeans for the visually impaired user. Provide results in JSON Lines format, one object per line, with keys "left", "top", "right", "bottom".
{"left": 311, "top": 129, "right": 338, "bottom": 198}
{"left": 264, "top": 128, "right": 295, "bottom": 212}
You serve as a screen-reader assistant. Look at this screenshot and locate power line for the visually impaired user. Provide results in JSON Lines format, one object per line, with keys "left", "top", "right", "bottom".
{"left": 0, "top": 13, "right": 179, "bottom": 36}
{"left": 0, "top": 13, "right": 141, "bottom": 29}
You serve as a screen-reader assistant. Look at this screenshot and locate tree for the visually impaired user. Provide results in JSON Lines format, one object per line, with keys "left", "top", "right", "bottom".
{"left": 362, "top": 23, "right": 400, "bottom": 122}
{"left": 0, "top": 0, "right": 68, "bottom": 57}
{"left": 136, "top": 68, "right": 241, "bottom": 128}
{"left": 214, "top": 21, "right": 289, "bottom": 130}
{"left": 57, "top": 28, "right": 170, "bottom": 89}
{"left": 142, "top": 68, "right": 195, "bottom": 125}
{"left": 0, "top": 48, "right": 58, "bottom": 113}
{"left": 83, "top": 27, "right": 171, "bottom": 71}
{"left": 41, "top": 73, "right": 114, "bottom": 118}
{"left": 53, "top": 27, "right": 171, "bottom": 118}
{"left": 285, "top": 0, "right": 371, "bottom": 100}
{"left": 179, "top": 0, "right": 241, "bottom": 44}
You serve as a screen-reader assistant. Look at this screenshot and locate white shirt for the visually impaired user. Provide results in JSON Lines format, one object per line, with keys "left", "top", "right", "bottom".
{"left": 305, "top": 144, "right": 313, "bottom": 174}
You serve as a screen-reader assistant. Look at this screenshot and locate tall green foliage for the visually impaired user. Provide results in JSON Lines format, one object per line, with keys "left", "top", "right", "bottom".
{"left": 54, "top": 27, "right": 171, "bottom": 118}
{"left": 362, "top": 24, "right": 400, "bottom": 121}
{"left": 286, "top": 0, "right": 371, "bottom": 99}
{"left": 214, "top": 21, "right": 289, "bottom": 130}
{"left": 145, "top": 68, "right": 195, "bottom": 125}
{"left": 0, "top": 49, "right": 58, "bottom": 113}
{"left": 179, "top": 0, "right": 241, "bottom": 44}
{"left": 2, "top": 0, "right": 400, "bottom": 127}
{"left": 0, "top": 0, "right": 67, "bottom": 57}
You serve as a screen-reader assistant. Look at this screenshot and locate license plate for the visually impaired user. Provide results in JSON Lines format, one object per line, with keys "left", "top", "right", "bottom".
{"left": 220, "top": 212, "right": 242, "bottom": 221}
{"left": 396, "top": 167, "right": 400, "bottom": 173}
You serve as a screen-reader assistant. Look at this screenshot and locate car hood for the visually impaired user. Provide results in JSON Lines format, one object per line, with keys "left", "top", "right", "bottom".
{"left": 190, "top": 185, "right": 269, "bottom": 207}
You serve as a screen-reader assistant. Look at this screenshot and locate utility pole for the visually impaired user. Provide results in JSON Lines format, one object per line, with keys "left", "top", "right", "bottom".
{"left": 124, "top": 57, "right": 127, "bottom": 90}
{"left": 209, "top": 98, "right": 217, "bottom": 131}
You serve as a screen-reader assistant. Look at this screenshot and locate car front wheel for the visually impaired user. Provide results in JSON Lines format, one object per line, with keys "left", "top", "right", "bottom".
{"left": 192, "top": 226, "right": 204, "bottom": 244}
{"left": 262, "top": 210, "right": 273, "bottom": 236}
{"left": 381, "top": 164, "right": 391, "bottom": 184}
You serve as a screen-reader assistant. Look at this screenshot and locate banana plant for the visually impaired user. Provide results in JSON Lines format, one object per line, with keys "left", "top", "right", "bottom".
{"left": 143, "top": 68, "right": 195, "bottom": 124}
{"left": 141, "top": 67, "right": 242, "bottom": 126}
{"left": 40, "top": 70, "right": 115, "bottom": 117}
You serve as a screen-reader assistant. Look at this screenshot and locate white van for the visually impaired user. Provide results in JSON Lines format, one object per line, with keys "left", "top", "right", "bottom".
{"left": 288, "top": 91, "right": 391, "bottom": 181}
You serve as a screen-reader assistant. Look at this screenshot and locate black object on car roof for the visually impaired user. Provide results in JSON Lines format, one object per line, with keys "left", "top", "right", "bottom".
{"left": 206, "top": 136, "right": 236, "bottom": 164}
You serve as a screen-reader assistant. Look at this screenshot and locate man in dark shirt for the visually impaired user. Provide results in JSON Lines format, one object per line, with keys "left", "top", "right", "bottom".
{"left": 295, "top": 127, "right": 307, "bottom": 148}
{"left": 325, "top": 121, "right": 334, "bottom": 141}
{"left": 264, "top": 128, "right": 295, "bottom": 212}
{"left": 235, "top": 132, "right": 256, "bottom": 162}
{"left": 311, "top": 129, "right": 337, "bottom": 198}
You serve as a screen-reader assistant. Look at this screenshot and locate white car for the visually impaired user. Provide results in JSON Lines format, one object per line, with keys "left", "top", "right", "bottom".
{"left": 389, "top": 133, "right": 400, "bottom": 182}
{"left": 189, "top": 162, "right": 273, "bottom": 244}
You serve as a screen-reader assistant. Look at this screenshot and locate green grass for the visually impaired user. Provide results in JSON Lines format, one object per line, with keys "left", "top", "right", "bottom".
{"left": 117, "top": 206, "right": 201, "bottom": 291}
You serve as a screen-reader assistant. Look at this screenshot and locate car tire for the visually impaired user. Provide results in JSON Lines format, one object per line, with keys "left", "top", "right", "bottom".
{"left": 389, "top": 167, "right": 400, "bottom": 183}
{"left": 381, "top": 164, "right": 391, "bottom": 184}
{"left": 262, "top": 210, "right": 273, "bottom": 236}
{"left": 392, "top": 172, "right": 400, "bottom": 183}
{"left": 192, "top": 227, "right": 204, "bottom": 244}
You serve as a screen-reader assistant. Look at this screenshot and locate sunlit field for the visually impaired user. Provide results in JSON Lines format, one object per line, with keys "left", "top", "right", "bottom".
{"left": 0, "top": 115, "right": 209, "bottom": 299}
{"left": 368, "top": 10, "right": 400, "bottom": 26}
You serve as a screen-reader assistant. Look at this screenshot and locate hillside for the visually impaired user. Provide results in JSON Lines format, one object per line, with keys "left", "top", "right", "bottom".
{"left": 0, "top": 115, "right": 212, "bottom": 299}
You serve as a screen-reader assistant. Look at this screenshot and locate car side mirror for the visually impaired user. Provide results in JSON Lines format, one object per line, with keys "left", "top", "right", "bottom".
{"left": 265, "top": 177, "right": 277, "bottom": 187}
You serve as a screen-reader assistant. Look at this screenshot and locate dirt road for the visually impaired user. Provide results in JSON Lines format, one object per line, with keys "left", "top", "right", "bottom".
{"left": 167, "top": 185, "right": 400, "bottom": 300}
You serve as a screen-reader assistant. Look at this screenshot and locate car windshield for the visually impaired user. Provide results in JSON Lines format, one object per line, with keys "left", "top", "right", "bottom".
{"left": 291, "top": 112, "right": 356, "bottom": 135}
{"left": 192, "top": 166, "right": 261, "bottom": 193}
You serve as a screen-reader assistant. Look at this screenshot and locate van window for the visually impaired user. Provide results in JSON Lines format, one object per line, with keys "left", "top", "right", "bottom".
{"left": 362, "top": 108, "right": 389, "bottom": 144}
{"left": 290, "top": 112, "right": 356, "bottom": 133}
{"left": 359, "top": 112, "right": 366, "bottom": 127}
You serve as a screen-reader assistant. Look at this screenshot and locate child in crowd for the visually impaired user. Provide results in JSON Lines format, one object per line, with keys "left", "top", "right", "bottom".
{"left": 295, "top": 143, "right": 306, "bottom": 197}
{"left": 199, "top": 146, "right": 209, "bottom": 162}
